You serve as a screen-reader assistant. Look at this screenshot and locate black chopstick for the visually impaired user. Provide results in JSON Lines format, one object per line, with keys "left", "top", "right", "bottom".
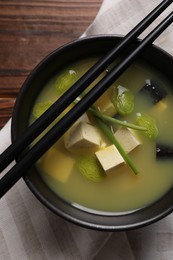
{"left": 0, "top": 0, "right": 172, "bottom": 174}
{"left": 0, "top": 11, "right": 172, "bottom": 198}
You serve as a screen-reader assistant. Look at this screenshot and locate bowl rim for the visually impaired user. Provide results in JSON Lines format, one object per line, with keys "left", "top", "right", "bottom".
{"left": 11, "top": 34, "right": 173, "bottom": 231}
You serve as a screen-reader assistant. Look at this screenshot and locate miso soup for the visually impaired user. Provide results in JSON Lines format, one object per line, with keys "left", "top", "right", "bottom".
{"left": 30, "top": 57, "right": 173, "bottom": 214}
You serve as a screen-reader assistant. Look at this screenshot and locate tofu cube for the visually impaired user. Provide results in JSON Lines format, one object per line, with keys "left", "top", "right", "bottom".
{"left": 39, "top": 147, "right": 74, "bottom": 183}
{"left": 100, "top": 102, "right": 117, "bottom": 116}
{"left": 156, "top": 100, "right": 167, "bottom": 111}
{"left": 95, "top": 90, "right": 117, "bottom": 116}
{"left": 64, "top": 122, "right": 102, "bottom": 149}
{"left": 95, "top": 145, "right": 124, "bottom": 173}
{"left": 150, "top": 100, "right": 167, "bottom": 116}
{"left": 74, "top": 113, "right": 90, "bottom": 125}
{"left": 114, "top": 127, "right": 141, "bottom": 153}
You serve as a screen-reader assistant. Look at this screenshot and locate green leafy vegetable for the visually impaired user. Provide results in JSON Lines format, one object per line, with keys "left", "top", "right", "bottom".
{"left": 76, "top": 155, "right": 105, "bottom": 182}
{"left": 89, "top": 107, "right": 147, "bottom": 132}
{"left": 55, "top": 69, "right": 77, "bottom": 95}
{"left": 112, "top": 85, "right": 134, "bottom": 115}
{"left": 136, "top": 113, "right": 158, "bottom": 139}
{"left": 32, "top": 100, "right": 53, "bottom": 118}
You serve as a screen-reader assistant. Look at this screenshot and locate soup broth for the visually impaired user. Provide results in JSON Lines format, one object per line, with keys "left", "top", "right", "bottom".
{"left": 30, "top": 57, "right": 173, "bottom": 214}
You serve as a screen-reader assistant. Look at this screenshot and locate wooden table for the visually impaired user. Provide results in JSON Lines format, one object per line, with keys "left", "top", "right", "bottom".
{"left": 0, "top": 0, "right": 102, "bottom": 129}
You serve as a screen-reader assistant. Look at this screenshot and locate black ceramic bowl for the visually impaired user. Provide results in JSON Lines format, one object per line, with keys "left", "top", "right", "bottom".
{"left": 11, "top": 35, "right": 173, "bottom": 231}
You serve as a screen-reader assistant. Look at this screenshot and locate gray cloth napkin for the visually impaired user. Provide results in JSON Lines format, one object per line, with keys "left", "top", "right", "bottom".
{"left": 0, "top": 0, "right": 173, "bottom": 259}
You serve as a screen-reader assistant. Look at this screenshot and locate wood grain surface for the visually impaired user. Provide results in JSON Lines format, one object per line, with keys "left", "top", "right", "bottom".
{"left": 0, "top": 0, "right": 102, "bottom": 129}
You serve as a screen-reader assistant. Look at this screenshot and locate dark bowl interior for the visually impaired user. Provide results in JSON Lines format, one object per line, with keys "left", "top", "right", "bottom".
{"left": 11, "top": 35, "right": 173, "bottom": 231}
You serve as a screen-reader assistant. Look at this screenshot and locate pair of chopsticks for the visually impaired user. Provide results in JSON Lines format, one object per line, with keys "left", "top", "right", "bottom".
{"left": 0, "top": 0, "right": 172, "bottom": 198}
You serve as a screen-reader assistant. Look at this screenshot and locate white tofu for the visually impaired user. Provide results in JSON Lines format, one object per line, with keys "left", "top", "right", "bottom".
{"left": 150, "top": 100, "right": 167, "bottom": 116}
{"left": 95, "top": 145, "right": 124, "bottom": 173}
{"left": 39, "top": 147, "right": 74, "bottom": 183}
{"left": 64, "top": 122, "right": 102, "bottom": 149}
{"left": 114, "top": 127, "right": 141, "bottom": 153}
{"left": 156, "top": 100, "right": 167, "bottom": 111}
{"left": 74, "top": 113, "right": 90, "bottom": 125}
{"left": 100, "top": 102, "right": 117, "bottom": 116}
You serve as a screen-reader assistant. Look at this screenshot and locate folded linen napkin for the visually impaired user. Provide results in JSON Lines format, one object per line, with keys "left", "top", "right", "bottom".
{"left": 0, "top": 0, "right": 173, "bottom": 259}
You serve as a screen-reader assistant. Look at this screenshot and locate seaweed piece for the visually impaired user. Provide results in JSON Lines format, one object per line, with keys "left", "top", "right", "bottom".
{"left": 139, "top": 79, "right": 167, "bottom": 104}
{"left": 156, "top": 144, "right": 173, "bottom": 159}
